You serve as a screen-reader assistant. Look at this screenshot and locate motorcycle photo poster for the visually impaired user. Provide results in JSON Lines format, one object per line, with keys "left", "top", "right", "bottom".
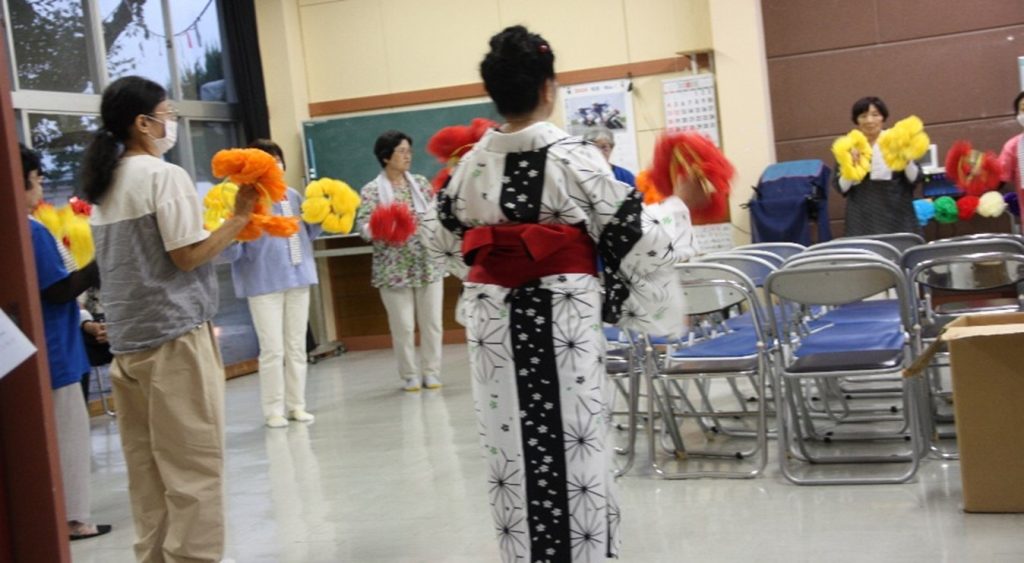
{"left": 561, "top": 79, "right": 640, "bottom": 174}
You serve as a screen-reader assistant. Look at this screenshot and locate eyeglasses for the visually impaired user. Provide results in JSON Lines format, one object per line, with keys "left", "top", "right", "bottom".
{"left": 149, "top": 108, "right": 180, "bottom": 122}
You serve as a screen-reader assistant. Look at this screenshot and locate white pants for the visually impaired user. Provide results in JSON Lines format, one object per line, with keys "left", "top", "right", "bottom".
{"left": 248, "top": 286, "right": 311, "bottom": 418}
{"left": 53, "top": 382, "right": 91, "bottom": 522}
{"left": 379, "top": 280, "right": 444, "bottom": 380}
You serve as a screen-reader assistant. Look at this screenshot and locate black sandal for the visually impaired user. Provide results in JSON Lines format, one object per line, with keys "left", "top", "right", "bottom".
{"left": 69, "top": 523, "right": 112, "bottom": 541}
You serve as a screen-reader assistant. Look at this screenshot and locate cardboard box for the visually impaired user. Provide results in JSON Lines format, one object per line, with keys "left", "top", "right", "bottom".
{"left": 943, "top": 313, "right": 1024, "bottom": 513}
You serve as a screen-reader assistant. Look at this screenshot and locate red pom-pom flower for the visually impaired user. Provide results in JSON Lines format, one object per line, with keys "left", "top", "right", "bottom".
{"left": 426, "top": 118, "right": 498, "bottom": 192}
{"left": 68, "top": 196, "right": 92, "bottom": 217}
{"left": 369, "top": 202, "right": 417, "bottom": 246}
{"left": 649, "top": 132, "right": 734, "bottom": 223}
{"left": 944, "top": 140, "right": 1003, "bottom": 196}
{"left": 956, "top": 195, "right": 980, "bottom": 221}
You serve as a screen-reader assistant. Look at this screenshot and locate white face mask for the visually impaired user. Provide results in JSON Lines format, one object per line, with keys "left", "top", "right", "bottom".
{"left": 1017, "top": 113, "right": 1024, "bottom": 129}
{"left": 145, "top": 117, "right": 177, "bottom": 155}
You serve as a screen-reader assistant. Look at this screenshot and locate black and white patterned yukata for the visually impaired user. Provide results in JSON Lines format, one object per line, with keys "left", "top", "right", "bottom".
{"left": 423, "top": 122, "right": 694, "bottom": 562}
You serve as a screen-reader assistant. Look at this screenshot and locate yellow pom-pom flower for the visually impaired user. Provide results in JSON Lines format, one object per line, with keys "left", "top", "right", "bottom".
{"left": 33, "top": 202, "right": 61, "bottom": 235}
{"left": 303, "top": 178, "right": 361, "bottom": 233}
{"left": 878, "top": 115, "right": 930, "bottom": 171}
{"left": 32, "top": 203, "right": 94, "bottom": 268}
{"left": 203, "top": 181, "right": 238, "bottom": 231}
{"left": 300, "top": 197, "right": 331, "bottom": 224}
{"left": 63, "top": 212, "right": 94, "bottom": 268}
{"left": 832, "top": 129, "right": 872, "bottom": 182}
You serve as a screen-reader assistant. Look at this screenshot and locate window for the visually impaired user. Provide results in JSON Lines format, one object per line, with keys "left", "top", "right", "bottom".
{"left": 6, "top": 0, "right": 239, "bottom": 201}
{"left": 101, "top": 0, "right": 171, "bottom": 86}
{"left": 27, "top": 112, "right": 100, "bottom": 203}
{"left": 8, "top": 0, "right": 98, "bottom": 93}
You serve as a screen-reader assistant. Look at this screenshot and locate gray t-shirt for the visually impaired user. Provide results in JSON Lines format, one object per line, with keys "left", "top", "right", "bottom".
{"left": 90, "top": 155, "right": 217, "bottom": 354}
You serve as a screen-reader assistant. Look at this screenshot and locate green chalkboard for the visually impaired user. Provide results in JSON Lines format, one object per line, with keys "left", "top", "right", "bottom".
{"left": 303, "top": 101, "right": 500, "bottom": 190}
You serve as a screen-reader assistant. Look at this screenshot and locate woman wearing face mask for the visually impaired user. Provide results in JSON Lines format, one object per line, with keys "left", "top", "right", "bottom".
{"left": 998, "top": 91, "right": 1024, "bottom": 214}
{"left": 835, "top": 96, "right": 922, "bottom": 236}
{"left": 220, "top": 139, "right": 320, "bottom": 428}
{"left": 81, "top": 76, "right": 257, "bottom": 562}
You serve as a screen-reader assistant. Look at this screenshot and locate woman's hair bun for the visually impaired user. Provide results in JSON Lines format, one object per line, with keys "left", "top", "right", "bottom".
{"left": 480, "top": 26, "right": 555, "bottom": 117}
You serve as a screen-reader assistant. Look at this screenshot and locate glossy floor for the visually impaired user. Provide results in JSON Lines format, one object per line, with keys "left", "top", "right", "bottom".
{"left": 72, "top": 345, "right": 1024, "bottom": 562}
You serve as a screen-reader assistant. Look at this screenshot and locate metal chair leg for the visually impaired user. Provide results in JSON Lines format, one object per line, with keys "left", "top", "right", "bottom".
{"left": 92, "top": 366, "right": 115, "bottom": 417}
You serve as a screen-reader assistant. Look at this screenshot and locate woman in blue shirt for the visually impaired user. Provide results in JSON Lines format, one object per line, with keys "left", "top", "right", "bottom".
{"left": 221, "top": 139, "right": 321, "bottom": 428}
{"left": 583, "top": 126, "right": 636, "bottom": 187}
{"left": 22, "top": 144, "right": 111, "bottom": 541}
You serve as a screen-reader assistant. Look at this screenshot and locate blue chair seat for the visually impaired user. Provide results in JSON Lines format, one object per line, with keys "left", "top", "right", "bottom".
{"left": 795, "top": 320, "right": 904, "bottom": 356}
{"left": 664, "top": 331, "right": 761, "bottom": 374}
{"left": 788, "top": 349, "right": 904, "bottom": 373}
{"left": 819, "top": 299, "right": 901, "bottom": 324}
{"left": 604, "top": 326, "right": 624, "bottom": 342}
{"left": 788, "top": 320, "right": 905, "bottom": 373}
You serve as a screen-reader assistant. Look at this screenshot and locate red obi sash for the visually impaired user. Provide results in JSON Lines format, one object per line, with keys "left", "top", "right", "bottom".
{"left": 463, "top": 224, "right": 597, "bottom": 288}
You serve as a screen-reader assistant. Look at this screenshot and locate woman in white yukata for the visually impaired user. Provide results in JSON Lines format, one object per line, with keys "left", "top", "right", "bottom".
{"left": 423, "top": 25, "right": 695, "bottom": 563}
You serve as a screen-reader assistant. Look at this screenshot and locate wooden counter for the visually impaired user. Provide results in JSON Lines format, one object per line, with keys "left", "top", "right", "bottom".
{"left": 314, "top": 234, "right": 465, "bottom": 350}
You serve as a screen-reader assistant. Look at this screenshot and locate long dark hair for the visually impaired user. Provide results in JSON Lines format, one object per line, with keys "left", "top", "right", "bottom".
{"left": 80, "top": 76, "right": 166, "bottom": 203}
{"left": 480, "top": 25, "right": 555, "bottom": 117}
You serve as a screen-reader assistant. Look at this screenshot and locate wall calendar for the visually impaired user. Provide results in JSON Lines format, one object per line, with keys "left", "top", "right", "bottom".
{"left": 662, "top": 74, "right": 720, "bottom": 146}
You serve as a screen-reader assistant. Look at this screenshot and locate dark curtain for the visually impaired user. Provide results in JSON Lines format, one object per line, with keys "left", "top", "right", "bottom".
{"left": 219, "top": 0, "right": 270, "bottom": 142}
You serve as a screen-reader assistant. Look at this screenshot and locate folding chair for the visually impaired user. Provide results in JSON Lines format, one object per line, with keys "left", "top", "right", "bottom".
{"left": 902, "top": 241, "right": 1024, "bottom": 458}
{"left": 811, "top": 238, "right": 901, "bottom": 263}
{"left": 853, "top": 232, "right": 925, "bottom": 254}
{"left": 604, "top": 326, "right": 643, "bottom": 477}
{"left": 939, "top": 233, "right": 1024, "bottom": 245}
{"left": 642, "top": 263, "right": 772, "bottom": 479}
{"left": 83, "top": 329, "right": 116, "bottom": 417}
{"left": 765, "top": 254, "right": 925, "bottom": 485}
{"left": 733, "top": 242, "right": 806, "bottom": 261}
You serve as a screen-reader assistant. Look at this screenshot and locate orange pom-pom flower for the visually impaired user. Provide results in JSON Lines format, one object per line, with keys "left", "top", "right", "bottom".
{"left": 369, "top": 202, "right": 417, "bottom": 246}
{"left": 210, "top": 148, "right": 297, "bottom": 240}
{"left": 635, "top": 170, "right": 666, "bottom": 205}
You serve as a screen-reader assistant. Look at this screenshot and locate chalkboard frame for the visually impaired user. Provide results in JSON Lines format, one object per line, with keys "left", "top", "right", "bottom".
{"left": 302, "top": 100, "right": 501, "bottom": 192}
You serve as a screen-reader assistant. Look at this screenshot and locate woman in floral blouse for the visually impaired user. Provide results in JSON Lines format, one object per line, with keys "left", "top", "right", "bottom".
{"left": 356, "top": 130, "right": 445, "bottom": 391}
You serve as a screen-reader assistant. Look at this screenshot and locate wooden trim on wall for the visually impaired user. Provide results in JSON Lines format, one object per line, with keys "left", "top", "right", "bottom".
{"left": 308, "top": 54, "right": 709, "bottom": 117}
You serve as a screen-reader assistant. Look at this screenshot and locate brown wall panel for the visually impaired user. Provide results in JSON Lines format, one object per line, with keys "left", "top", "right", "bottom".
{"left": 769, "top": 25, "right": 1024, "bottom": 142}
{"left": 764, "top": 0, "right": 1023, "bottom": 240}
{"left": 775, "top": 118, "right": 1021, "bottom": 164}
{"left": 877, "top": 0, "right": 1024, "bottom": 43}
{"left": 763, "top": 0, "right": 879, "bottom": 57}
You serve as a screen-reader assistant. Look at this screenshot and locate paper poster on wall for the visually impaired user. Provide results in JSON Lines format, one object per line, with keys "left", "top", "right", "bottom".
{"left": 693, "top": 222, "right": 733, "bottom": 254}
{"left": 561, "top": 79, "right": 639, "bottom": 174}
{"left": 663, "top": 74, "right": 720, "bottom": 146}
{"left": 0, "top": 310, "right": 36, "bottom": 381}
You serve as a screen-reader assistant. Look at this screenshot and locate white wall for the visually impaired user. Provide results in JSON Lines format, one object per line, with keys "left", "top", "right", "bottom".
{"left": 257, "top": 0, "right": 778, "bottom": 244}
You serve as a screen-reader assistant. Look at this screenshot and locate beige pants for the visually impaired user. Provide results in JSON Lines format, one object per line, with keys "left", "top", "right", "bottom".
{"left": 53, "top": 382, "right": 91, "bottom": 522}
{"left": 111, "top": 323, "right": 225, "bottom": 563}
{"left": 248, "top": 286, "right": 310, "bottom": 418}
{"left": 379, "top": 280, "right": 444, "bottom": 380}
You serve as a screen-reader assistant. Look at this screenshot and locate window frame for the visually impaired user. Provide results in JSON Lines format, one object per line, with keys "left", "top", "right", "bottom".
{"left": 3, "top": 0, "right": 240, "bottom": 180}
